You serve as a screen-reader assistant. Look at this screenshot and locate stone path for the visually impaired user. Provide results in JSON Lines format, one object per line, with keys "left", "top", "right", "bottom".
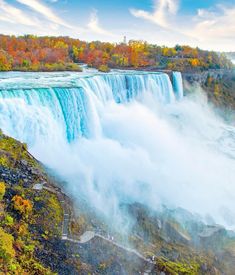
{"left": 59, "top": 197, "right": 71, "bottom": 240}
{"left": 37, "top": 173, "right": 154, "bottom": 272}
{"left": 63, "top": 230, "right": 154, "bottom": 267}
{"left": 46, "top": 185, "right": 155, "bottom": 273}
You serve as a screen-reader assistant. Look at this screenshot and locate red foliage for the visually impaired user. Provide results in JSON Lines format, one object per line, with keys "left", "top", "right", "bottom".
{"left": 0, "top": 35, "right": 232, "bottom": 71}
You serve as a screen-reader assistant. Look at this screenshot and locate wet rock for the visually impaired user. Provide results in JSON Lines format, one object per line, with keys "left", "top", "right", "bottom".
{"left": 199, "top": 225, "right": 225, "bottom": 238}
{"left": 161, "top": 220, "right": 191, "bottom": 245}
{"left": 198, "top": 225, "right": 227, "bottom": 249}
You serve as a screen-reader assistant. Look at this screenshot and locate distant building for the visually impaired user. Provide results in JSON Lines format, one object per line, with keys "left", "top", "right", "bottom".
{"left": 123, "top": 36, "right": 127, "bottom": 44}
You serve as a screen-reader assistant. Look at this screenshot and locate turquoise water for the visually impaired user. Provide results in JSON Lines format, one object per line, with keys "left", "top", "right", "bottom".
{"left": 0, "top": 71, "right": 182, "bottom": 142}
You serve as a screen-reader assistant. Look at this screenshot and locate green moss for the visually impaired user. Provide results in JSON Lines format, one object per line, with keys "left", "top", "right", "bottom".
{"left": 3, "top": 214, "right": 14, "bottom": 226}
{"left": 23, "top": 243, "right": 35, "bottom": 254}
{"left": 0, "top": 154, "right": 10, "bottom": 167}
{"left": 0, "top": 131, "right": 62, "bottom": 274}
{"left": 156, "top": 257, "right": 200, "bottom": 275}
{"left": 0, "top": 131, "right": 41, "bottom": 169}
{"left": 0, "top": 227, "right": 15, "bottom": 262}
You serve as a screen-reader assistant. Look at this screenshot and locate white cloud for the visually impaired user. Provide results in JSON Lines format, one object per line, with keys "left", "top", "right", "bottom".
{"left": 0, "top": 0, "right": 84, "bottom": 37}
{"left": 87, "top": 10, "right": 111, "bottom": 35}
{"left": 192, "top": 5, "right": 235, "bottom": 43}
{"left": 130, "top": 0, "right": 179, "bottom": 28}
{"left": 0, "top": 0, "right": 233, "bottom": 52}
{"left": 16, "top": 0, "right": 72, "bottom": 28}
{"left": 130, "top": 1, "right": 235, "bottom": 51}
{"left": 0, "top": 0, "right": 38, "bottom": 26}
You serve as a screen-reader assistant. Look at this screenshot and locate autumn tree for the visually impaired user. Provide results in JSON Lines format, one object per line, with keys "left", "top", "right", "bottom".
{"left": 0, "top": 50, "right": 12, "bottom": 71}
{"left": 0, "top": 35, "right": 232, "bottom": 71}
{"left": 12, "top": 195, "right": 33, "bottom": 218}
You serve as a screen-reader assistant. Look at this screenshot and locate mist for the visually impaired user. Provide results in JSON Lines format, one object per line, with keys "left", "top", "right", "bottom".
{"left": 0, "top": 71, "right": 235, "bottom": 229}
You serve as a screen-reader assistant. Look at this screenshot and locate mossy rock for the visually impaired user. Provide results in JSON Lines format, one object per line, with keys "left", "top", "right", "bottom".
{"left": 156, "top": 257, "right": 200, "bottom": 275}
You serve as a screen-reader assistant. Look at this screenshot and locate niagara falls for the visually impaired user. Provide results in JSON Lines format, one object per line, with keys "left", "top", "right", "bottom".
{"left": 0, "top": 70, "right": 234, "bottom": 232}
{"left": 0, "top": 0, "right": 234, "bottom": 273}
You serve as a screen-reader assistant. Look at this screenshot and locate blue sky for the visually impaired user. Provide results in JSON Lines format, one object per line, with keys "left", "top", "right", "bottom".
{"left": 0, "top": 0, "right": 234, "bottom": 51}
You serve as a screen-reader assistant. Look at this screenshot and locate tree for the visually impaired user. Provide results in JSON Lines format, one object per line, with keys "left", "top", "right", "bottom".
{"left": 190, "top": 58, "right": 200, "bottom": 67}
{"left": 0, "top": 50, "right": 12, "bottom": 71}
{"left": 12, "top": 195, "right": 33, "bottom": 217}
{"left": 0, "top": 35, "right": 232, "bottom": 72}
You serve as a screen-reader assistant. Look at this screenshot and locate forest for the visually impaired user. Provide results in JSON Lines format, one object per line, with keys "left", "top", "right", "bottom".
{"left": 0, "top": 35, "right": 233, "bottom": 72}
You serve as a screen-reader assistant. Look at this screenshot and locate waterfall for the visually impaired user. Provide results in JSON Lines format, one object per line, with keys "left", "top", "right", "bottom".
{"left": 0, "top": 70, "right": 235, "bottom": 229}
{"left": 172, "top": 72, "right": 184, "bottom": 100}
{"left": 0, "top": 72, "right": 179, "bottom": 143}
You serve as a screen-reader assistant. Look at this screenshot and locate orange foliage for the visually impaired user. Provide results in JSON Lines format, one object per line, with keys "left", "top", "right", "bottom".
{"left": 12, "top": 195, "right": 33, "bottom": 217}
{"left": 190, "top": 58, "right": 201, "bottom": 67}
{"left": 0, "top": 35, "right": 232, "bottom": 71}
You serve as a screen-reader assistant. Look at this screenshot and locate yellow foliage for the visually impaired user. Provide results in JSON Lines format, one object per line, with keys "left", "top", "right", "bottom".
{"left": 54, "top": 41, "right": 68, "bottom": 49}
{"left": 98, "top": 64, "right": 110, "bottom": 73}
{"left": 0, "top": 227, "right": 15, "bottom": 262}
{"left": 17, "top": 223, "right": 29, "bottom": 237}
{"left": 0, "top": 182, "right": 6, "bottom": 200}
{"left": 190, "top": 58, "right": 200, "bottom": 67}
{"left": 12, "top": 195, "right": 33, "bottom": 217}
{"left": 214, "top": 84, "right": 221, "bottom": 97}
{"left": 162, "top": 47, "right": 177, "bottom": 57}
{"left": 0, "top": 154, "right": 10, "bottom": 167}
{"left": 89, "top": 42, "right": 96, "bottom": 51}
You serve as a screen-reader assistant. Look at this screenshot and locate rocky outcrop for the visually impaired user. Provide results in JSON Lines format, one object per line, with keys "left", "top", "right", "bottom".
{"left": 182, "top": 69, "right": 234, "bottom": 85}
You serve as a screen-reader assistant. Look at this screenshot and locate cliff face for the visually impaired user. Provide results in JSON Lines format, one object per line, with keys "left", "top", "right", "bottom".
{"left": 125, "top": 68, "right": 234, "bottom": 113}
{"left": 182, "top": 69, "right": 234, "bottom": 85}
{"left": 0, "top": 130, "right": 81, "bottom": 274}
{"left": 181, "top": 70, "right": 235, "bottom": 118}
{"left": 1, "top": 131, "right": 235, "bottom": 275}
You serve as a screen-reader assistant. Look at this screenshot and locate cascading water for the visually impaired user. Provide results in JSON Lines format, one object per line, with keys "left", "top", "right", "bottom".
{"left": 0, "top": 70, "right": 235, "bottom": 229}
{"left": 172, "top": 72, "right": 184, "bottom": 100}
{"left": 0, "top": 72, "right": 176, "bottom": 142}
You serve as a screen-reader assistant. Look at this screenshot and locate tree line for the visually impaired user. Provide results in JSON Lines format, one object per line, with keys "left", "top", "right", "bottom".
{"left": 0, "top": 35, "right": 233, "bottom": 72}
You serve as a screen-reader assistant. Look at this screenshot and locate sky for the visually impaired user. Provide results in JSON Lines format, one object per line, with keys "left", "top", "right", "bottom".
{"left": 0, "top": 0, "right": 234, "bottom": 51}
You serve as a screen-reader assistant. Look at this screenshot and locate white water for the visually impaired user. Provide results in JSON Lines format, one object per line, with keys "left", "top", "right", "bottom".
{"left": 0, "top": 70, "right": 235, "bottom": 228}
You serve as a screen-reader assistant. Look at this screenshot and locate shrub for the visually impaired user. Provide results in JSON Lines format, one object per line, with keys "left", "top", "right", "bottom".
{"left": 0, "top": 227, "right": 15, "bottom": 262}
{"left": 98, "top": 64, "right": 110, "bottom": 73}
{"left": 12, "top": 195, "right": 33, "bottom": 217}
{"left": 0, "top": 182, "right": 6, "bottom": 200}
{"left": 17, "top": 223, "right": 28, "bottom": 237}
{"left": 4, "top": 215, "right": 14, "bottom": 226}
{"left": 0, "top": 155, "right": 9, "bottom": 167}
